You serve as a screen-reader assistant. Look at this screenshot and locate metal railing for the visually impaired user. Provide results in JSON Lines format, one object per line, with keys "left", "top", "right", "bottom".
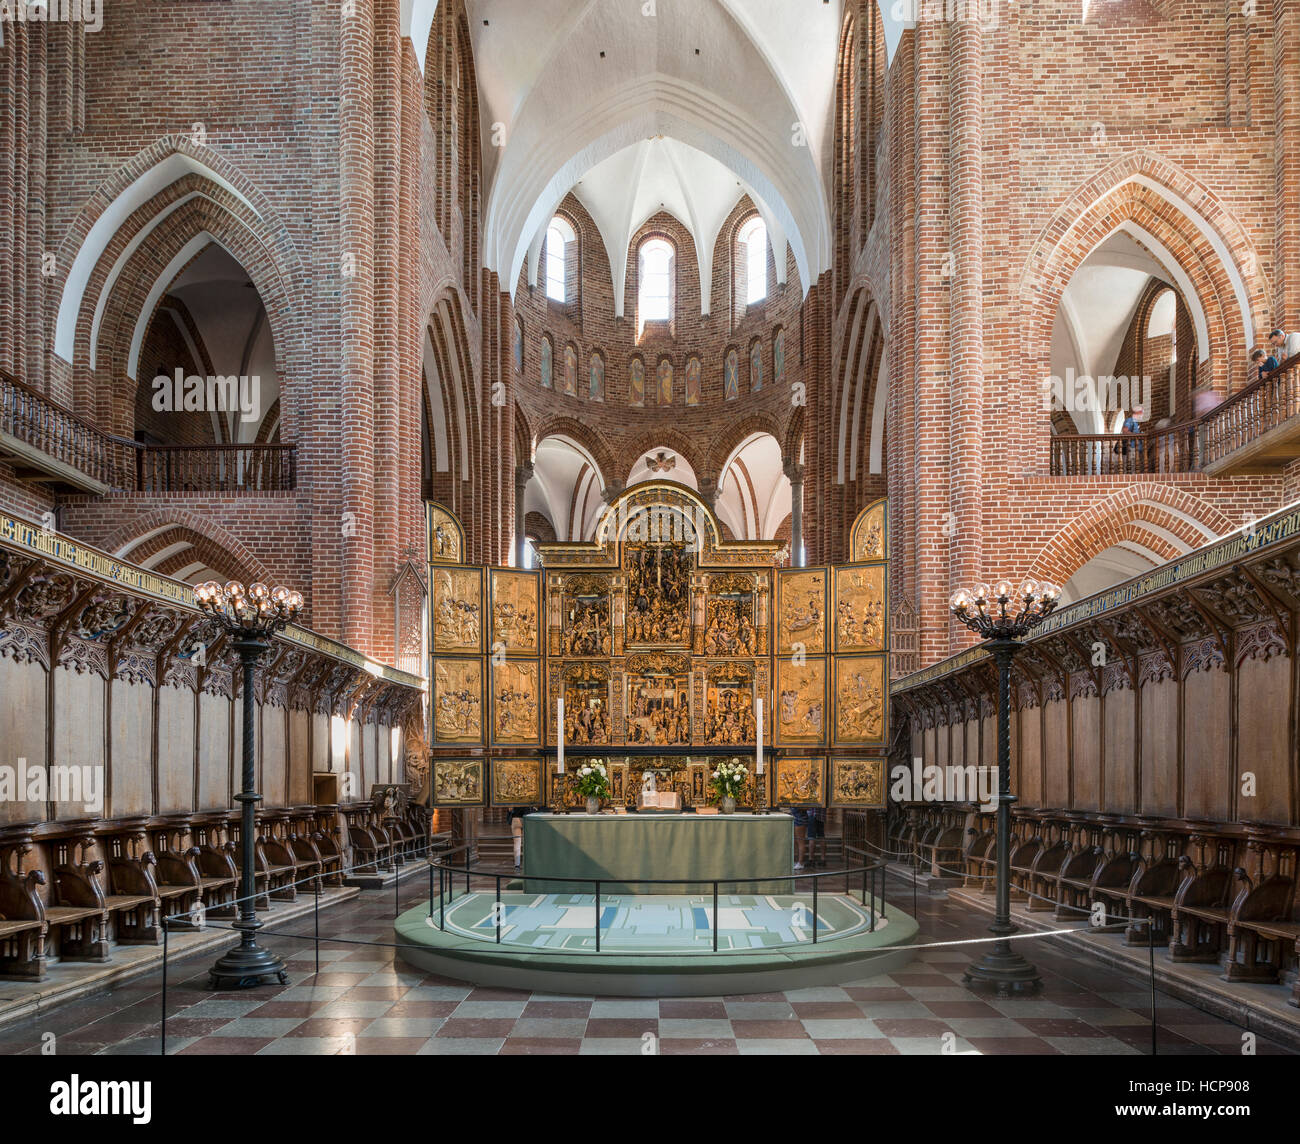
{"left": 426, "top": 851, "right": 888, "bottom": 954}
{"left": 0, "top": 369, "right": 295, "bottom": 492}
{"left": 1048, "top": 353, "right": 1300, "bottom": 477}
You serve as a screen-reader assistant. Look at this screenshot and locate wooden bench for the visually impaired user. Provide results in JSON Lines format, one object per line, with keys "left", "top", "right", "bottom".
{"left": 964, "top": 814, "right": 997, "bottom": 890}
{"left": 262, "top": 810, "right": 315, "bottom": 897}
{"left": 192, "top": 817, "right": 242, "bottom": 918}
{"left": 1025, "top": 816, "right": 1072, "bottom": 913}
{"left": 917, "top": 806, "right": 970, "bottom": 878}
{"left": 1122, "top": 827, "right": 1186, "bottom": 947}
{"left": 307, "top": 806, "right": 346, "bottom": 886}
{"left": 147, "top": 819, "right": 207, "bottom": 928}
{"left": 0, "top": 831, "right": 49, "bottom": 980}
{"left": 95, "top": 823, "right": 165, "bottom": 944}
{"left": 48, "top": 834, "right": 114, "bottom": 961}
{"left": 1169, "top": 836, "right": 1237, "bottom": 963}
{"left": 1222, "top": 835, "right": 1298, "bottom": 991}
{"left": 343, "top": 804, "right": 394, "bottom": 874}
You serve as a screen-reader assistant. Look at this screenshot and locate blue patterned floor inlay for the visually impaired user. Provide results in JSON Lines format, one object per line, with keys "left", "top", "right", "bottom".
{"left": 434, "top": 892, "right": 884, "bottom": 953}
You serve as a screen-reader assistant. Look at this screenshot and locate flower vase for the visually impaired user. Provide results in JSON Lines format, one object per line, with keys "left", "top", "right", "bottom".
{"left": 720, "top": 795, "right": 736, "bottom": 814}
{"left": 586, "top": 796, "right": 600, "bottom": 815}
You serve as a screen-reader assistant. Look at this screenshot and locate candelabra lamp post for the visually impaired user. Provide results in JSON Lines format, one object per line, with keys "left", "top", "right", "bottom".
{"left": 195, "top": 579, "right": 303, "bottom": 989}
{"left": 949, "top": 578, "right": 1060, "bottom": 995}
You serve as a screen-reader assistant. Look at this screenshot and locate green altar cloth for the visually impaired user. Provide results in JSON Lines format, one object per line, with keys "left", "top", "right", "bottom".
{"left": 521, "top": 812, "right": 794, "bottom": 895}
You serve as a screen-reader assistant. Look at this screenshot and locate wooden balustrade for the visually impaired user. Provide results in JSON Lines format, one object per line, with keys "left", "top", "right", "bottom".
{"left": 0, "top": 370, "right": 295, "bottom": 493}
{"left": 1049, "top": 353, "right": 1300, "bottom": 477}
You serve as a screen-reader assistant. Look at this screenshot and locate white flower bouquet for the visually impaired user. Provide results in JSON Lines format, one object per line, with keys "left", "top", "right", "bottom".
{"left": 710, "top": 758, "right": 749, "bottom": 802}
{"left": 574, "top": 760, "right": 610, "bottom": 800}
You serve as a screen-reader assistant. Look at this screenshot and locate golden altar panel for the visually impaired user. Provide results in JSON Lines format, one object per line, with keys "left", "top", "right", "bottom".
{"left": 829, "top": 756, "right": 886, "bottom": 808}
{"left": 432, "top": 757, "right": 485, "bottom": 806}
{"left": 431, "top": 565, "right": 483, "bottom": 654}
{"left": 834, "top": 563, "right": 887, "bottom": 654}
{"left": 702, "top": 661, "right": 756, "bottom": 745}
{"left": 431, "top": 657, "right": 483, "bottom": 744}
{"left": 776, "top": 567, "right": 828, "bottom": 655}
{"left": 561, "top": 662, "right": 612, "bottom": 746}
{"left": 490, "top": 568, "right": 540, "bottom": 656}
{"left": 775, "top": 656, "right": 827, "bottom": 746}
{"left": 491, "top": 757, "right": 543, "bottom": 806}
{"left": 850, "top": 498, "right": 887, "bottom": 562}
{"left": 625, "top": 541, "right": 692, "bottom": 647}
{"left": 702, "top": 573, "right": 757, "bottom": 656}
{"left": 492, "top": 659, "right": 541, "bottom": 745}
{"left": 834, "top": 654, "right": 887, "bottom": 746}
{"left": 556, "top": 573, "right": 613, "bottom": 657}
{"left": 774, "top": 756, "right": 826, "bottom": 807}
{"left": 427, "top": 501, "right": 465, "bottom": 565}
{"left": 625, "top": 653, "right": 692, "bottom": 745}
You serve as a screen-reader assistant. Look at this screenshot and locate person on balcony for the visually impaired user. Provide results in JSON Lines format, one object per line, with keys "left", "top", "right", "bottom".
{"left": 1253, "top": 347, "right": 1279, "bottom": 382}
{"left": 1118, "top": 406, "right": 1145, "bottom": 472}
{"left": 1269, "top": 328, "right": 1300, "bottom": 363}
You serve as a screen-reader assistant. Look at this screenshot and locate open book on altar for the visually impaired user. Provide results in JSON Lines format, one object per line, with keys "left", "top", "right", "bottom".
{"left": 635, "top": 790, "right": 681, "bottom": 810}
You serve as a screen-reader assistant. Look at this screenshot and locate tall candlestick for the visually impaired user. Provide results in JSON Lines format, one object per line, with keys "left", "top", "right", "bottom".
{"left": 557, "top": 696, "right": 565, "bottom": 773}
{"left": 756, "top": 696, "right": 764, "bottom": 774}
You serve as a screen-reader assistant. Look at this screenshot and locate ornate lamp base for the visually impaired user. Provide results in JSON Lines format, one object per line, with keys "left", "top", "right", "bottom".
{"left": 208, "top": 942, "right": 289, "bottom": 990}
{"left": 962, "top": 941, "right": 1043, "bottom": 996}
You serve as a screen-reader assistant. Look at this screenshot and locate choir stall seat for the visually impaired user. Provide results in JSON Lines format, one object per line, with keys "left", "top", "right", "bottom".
{"left": 0, "top": 831, "right": 48, "bottom": 980}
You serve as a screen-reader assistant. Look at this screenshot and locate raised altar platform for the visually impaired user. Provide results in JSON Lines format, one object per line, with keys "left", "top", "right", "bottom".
{"left": 394, "top": 892, "right": 919, "bottom": 996}
{"left": 522, "top": 811, "right": 793, "bottom": 894}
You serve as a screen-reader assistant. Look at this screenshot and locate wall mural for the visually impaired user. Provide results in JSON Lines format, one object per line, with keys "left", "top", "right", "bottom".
{"left": 589, "top": 353, "right": 605, "bottom": 402}
{"left": 656, "top": 358, "right": 673, "bottom": 406}
{"left": 540, "top": 336, "right": 553, "bottom": 389}
{"left": 685, "top": 356, "right": 702, "bottom": 405}
{"left": 724, "top": 349, "right": 739, "bottom": 400}
{"left": 629, "top": 357, "right": 645, "bottom": 406}
{"left": 563, "top": 344, "right": 578, "bottom": 396}
{"left": 427, "top": 487, "right": 890, "bottom": 808}
{"left": 774, "top": 329, "right": 785, "bottom": 385}
{"left": 750, "top": 340, "right": 763, "bottom": 392}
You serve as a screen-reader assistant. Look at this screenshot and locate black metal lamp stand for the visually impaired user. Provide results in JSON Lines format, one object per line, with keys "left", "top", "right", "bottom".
{"left": 949, "top": 579, "right": 1060, "bottom": 996}
{"left": 194, "top": 580, "right": 302, "bottom": 989}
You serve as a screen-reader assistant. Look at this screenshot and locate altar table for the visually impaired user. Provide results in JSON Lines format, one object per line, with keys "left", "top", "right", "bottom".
{"left": 521, "top": 812, "right": 794, "bottom": 895}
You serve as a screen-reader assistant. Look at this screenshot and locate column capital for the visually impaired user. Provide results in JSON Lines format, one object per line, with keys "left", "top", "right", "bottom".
{"left": 515, "top": 461, "right": 534, "bottom": 489}
{"left": 783, "top": 460, "right": 805, "bottom": 485}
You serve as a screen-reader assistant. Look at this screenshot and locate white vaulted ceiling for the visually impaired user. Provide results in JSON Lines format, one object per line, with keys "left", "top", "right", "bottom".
{"left": 464, "top": 0, "right": 848, "bottom": 304}
{"left": 568, "top": 137, "right": 787, "bottom": 317}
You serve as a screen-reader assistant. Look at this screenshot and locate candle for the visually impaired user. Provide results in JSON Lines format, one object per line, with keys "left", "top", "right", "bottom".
{"left": 756, "top": 696, "right": 764, "bottom": 774}
{"left": 557, "top": 696, "right": 565, "bottom": 774}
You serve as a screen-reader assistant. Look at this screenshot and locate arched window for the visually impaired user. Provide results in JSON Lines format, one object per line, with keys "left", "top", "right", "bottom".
{"left": 738, "top": 217, "right": 768, "bottom": 305}
{"left": 638, "top": 237, "right": 673, "bottom": 336}
{"left": 546, "top": 217, "right": 574, "bottom": 303}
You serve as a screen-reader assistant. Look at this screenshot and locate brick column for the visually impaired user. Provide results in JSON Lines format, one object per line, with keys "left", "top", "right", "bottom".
{"left": 338, "top": 0, "right": 376, "bottom": 649}
{"left": 911, "top": 16, "right": 950, "bottom": 664}
{"left": 372, "top": 0, "right": 402, "bottom": 662}
{"left": 1274, "top": 0, "right": 1300, "bottom": 329}
{"left": 515, "top": 462, "right": 533, "bottom": 566}
{"left": 948, "top": 11, "right": 984, "bottom": 653}
{"left": 784, "top": 460, "right": 805, "bottom": 566}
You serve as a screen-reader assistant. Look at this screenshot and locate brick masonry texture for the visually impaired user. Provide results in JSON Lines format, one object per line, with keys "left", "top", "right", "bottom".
{"left": 0, "top": 0, "right": 1295, "bottom": 675}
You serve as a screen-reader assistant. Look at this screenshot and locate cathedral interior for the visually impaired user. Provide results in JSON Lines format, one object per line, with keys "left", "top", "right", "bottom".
{"left": 0, "top": 0, "right": 1299, "bottom": 1093}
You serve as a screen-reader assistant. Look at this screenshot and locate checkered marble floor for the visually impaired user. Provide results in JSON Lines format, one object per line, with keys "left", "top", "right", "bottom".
{"left": 0, "top": 879, "right": 1290, "bottom": 1056}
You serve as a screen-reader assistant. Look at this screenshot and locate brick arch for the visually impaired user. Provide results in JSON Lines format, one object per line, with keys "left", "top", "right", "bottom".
{"left": 103, "top": 512, "right": 273, "bottom": 587}
{"left": 1019, "top": 152, "right": 1271, "bottom": 402}
{"left": 513, "top": 401, "right": 533, "bottom": 463}
{"left": 55, "top": 138, "right": 304, "bottom": 407}
{"left": 620, "top": 428, "right": 705, "bottom": 484}
{"left": 523, "top": 511, "right": 556, "bottom": 545}
{"left": 1028, "top": 483, "right": 1236, "bottom": 588}
{"left": 80, "top": 183, "right": 299, "bottom": 439}
{"left": 703, "top": 411, "right": 786, "bottom": 482}
{"left": 531, "top": 416, "right": 617, "bottom": 490}
{"left": 784, "top": 407, "right": 805, "bottom": 466}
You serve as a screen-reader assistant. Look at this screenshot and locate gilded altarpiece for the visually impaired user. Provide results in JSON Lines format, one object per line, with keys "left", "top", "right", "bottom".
{"left": 427, "top": 488, "right": 889, "bottom": 809}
